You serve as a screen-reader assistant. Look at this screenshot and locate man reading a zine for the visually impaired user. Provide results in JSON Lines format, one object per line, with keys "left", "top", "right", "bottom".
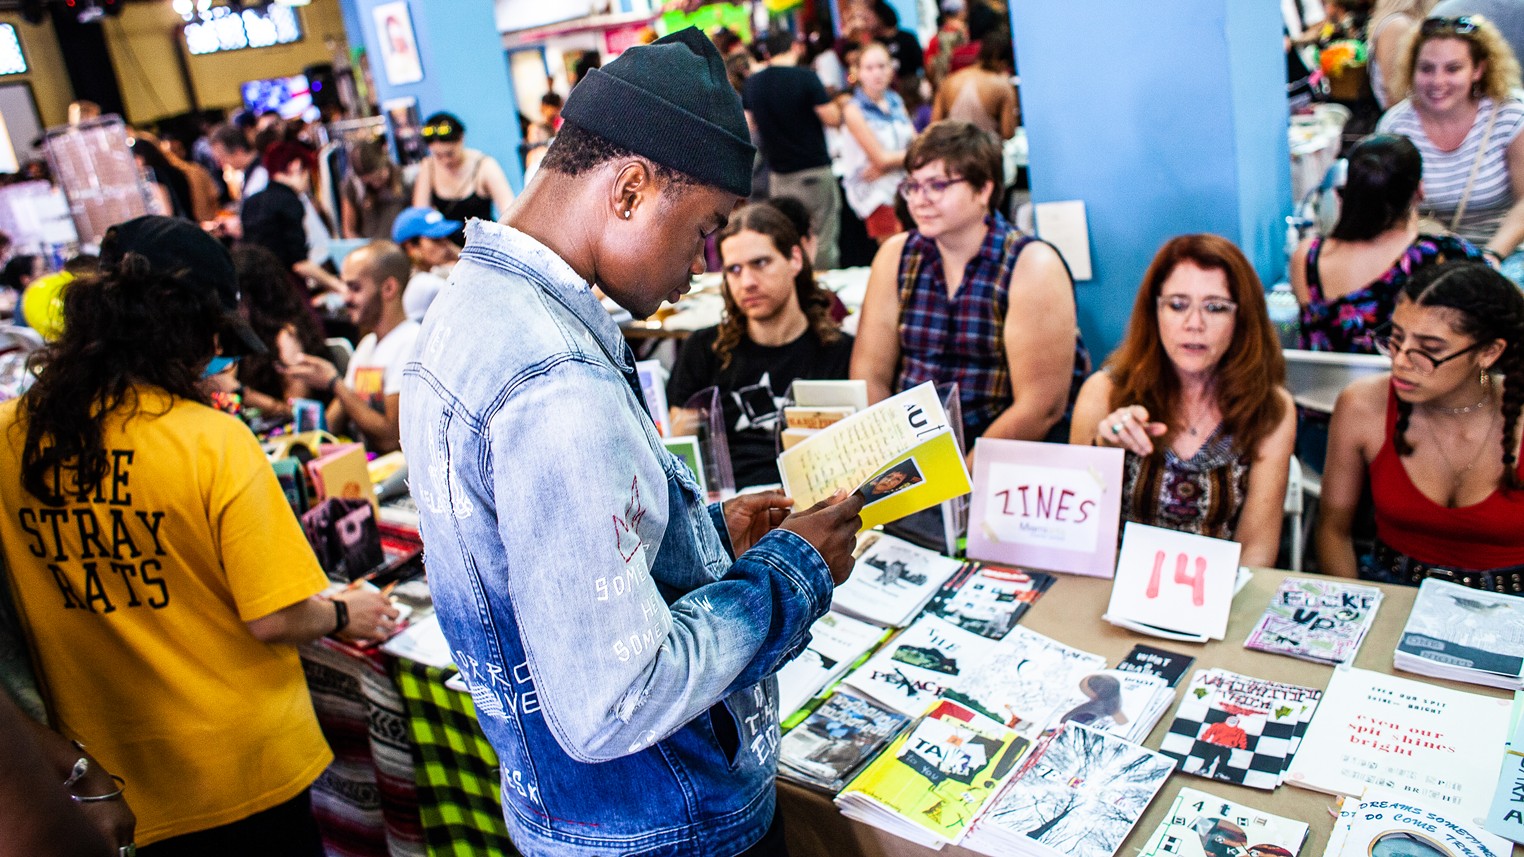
{"left": 400, "top": 29, "right": 864, "bottom": 857}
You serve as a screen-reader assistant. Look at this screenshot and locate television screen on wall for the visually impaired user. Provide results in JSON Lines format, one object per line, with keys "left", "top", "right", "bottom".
{"left": 241, "top": 74, "right": 315, "bottom": 121}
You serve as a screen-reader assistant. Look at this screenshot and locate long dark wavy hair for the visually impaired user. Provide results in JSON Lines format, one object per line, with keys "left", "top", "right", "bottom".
{"left": 1390, "top": 260, "right": 1524, "bottom": 490}
{"left": 713, "top": 204, "right": 841, "bottom": 369}
{"left": 19, "top": 253, "right": 222, "bottom": 505}
{"left": 232, "top": 244, "right": 327, "bottom": 400}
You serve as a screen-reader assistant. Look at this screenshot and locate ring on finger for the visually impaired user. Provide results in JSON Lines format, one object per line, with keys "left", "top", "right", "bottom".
{"left": 1111, "top": 422, "right": 1124, "bottom": 435}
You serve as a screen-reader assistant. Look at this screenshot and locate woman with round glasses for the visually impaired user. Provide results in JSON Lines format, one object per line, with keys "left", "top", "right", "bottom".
{"left": 410, "top": 112, "right": 514, "bottom": 242}
{"left": 851, "top": 120, "right": 1088, "bottom": 448}
{"left": 1070, "top": 235, "right": 1295, "bottom": 566}
{"left": 1375, "top": 15, "right": 1524, "bottom": 267}
{"left": 1319, "top": 260, "right": 1524, "bottom": 589}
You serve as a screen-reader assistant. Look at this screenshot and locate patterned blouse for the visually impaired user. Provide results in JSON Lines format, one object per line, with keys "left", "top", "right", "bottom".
{"left": 1123, "top": 429, "right": 1251, "bottom": 540}
{"left": 1298, "top": 234, "right": 1481, "bottom": 353}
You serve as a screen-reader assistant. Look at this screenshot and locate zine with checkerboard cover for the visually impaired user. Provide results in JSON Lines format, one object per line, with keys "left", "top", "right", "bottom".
{"left": 1139, "top": 787, "right": 1309, "bottom": 857}
{"left": 1159, "top": 669, "right": 1321, "bottom": 791}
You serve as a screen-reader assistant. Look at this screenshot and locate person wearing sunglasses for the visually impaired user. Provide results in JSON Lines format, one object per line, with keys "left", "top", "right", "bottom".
{"left": 1375, "top": 15, "right": 1524, "bottom": 272}
{"left": 1319, "top": 259, "right": 1524, "bottom": 590}
{"left": 853, "top": 120, "right": 1088, "bottom": 449}
{"left": 1071, "top": 235, "right": 1296, "bottom": 567}
{"left": 409, "top": 112, "right": 514, "bottom": 243}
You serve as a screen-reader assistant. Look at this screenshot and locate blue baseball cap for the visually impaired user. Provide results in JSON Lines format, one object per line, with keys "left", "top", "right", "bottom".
{"left": 392, "top": 206, "right": 462, "bottom": 243}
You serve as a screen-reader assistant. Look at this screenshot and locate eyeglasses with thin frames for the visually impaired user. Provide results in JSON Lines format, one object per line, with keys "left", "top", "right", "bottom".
{"left": 1372, "top": 324, "right": 1486, "bottom": 374}
{"left": 897, "top": 177, "right": 968, "bottom": 201}
{"left": 1157, "top": 295, "right": 1238, "bottom": 323}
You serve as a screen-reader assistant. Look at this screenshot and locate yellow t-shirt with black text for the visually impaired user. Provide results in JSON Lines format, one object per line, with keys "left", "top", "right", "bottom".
{"left": 0, "top": 388, "right": 332, "bottom": 845}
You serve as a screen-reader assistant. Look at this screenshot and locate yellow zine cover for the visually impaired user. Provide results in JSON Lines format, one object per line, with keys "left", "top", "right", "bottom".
{"left": 837, "top": 698, "right": 1031, "bottom": 845}
{"left": 779, "top": 382, "right": 972, "bottom": 531}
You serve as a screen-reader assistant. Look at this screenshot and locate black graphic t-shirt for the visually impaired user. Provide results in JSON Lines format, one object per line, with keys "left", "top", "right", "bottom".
{"left": 668, "top": 325, "right": 854, "bottom": 488}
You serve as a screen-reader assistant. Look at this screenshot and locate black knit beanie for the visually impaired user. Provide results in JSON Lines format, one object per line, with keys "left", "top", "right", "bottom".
{"left": 560, "top": 27, "right": 755, "bottom": 198}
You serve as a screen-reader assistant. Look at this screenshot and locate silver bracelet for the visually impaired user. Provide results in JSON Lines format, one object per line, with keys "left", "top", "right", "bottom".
{"left": 71, "top": 774, "right": 126, "bottom": 803}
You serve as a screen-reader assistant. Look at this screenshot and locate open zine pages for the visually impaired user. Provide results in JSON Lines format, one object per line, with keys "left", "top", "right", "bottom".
{"left": 1395, "top": 579, "right": 1524, "bottom": 690}
{"left": 1140, "top": 787, "right": 1310, "bottom": 857}
{"left": 1323, "top": 792, "right": 1510, "bottom": 857}
{"left": 918, "top": 561, "right": 1056, "bottom": 640}
{"left": 1285, "top": 666, "right": 1509, "bottom": 818}
{"left": 962, "top": 722, "right": 1175, "bottom": 857}
{"left": 1244, "top": 577, "right": 1383, "bottom": 665}
{"left": 841, "top": 615, "right": 998, "bottom": 716}
{"left": 778, "top": 381, "right": 972, "bottom": 531}
{"left": 943, "top": 625, "right": 1108, "bottom": 738}
{"left": 777, "top": 690, "right": 910, "bottom": 794}
{"left": 1115, "top": 644, "right": 1196, "bottom": 688}
{"left": 1159, "top": 669, "right": 1321, "bottom": 791}
{"left": 775, "top": 611, "right": 890, "bottom": 720}
{"left": 832, "top": 530, "right": 965, "bottom": 628}
{"left": 836, "top": 698, "right": 1031, "bottom": 848}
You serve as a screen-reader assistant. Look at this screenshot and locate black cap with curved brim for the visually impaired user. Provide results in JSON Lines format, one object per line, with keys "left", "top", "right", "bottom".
{"left": 560, "top": 27, "right": 755, "bottom": 198}
{"left": 98, "top": 215, "right": 267, "bottom": 357}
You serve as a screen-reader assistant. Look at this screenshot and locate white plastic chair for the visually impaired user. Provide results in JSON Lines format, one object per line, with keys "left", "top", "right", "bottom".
{"left": 1283, "top": 455, "right": 1304, "bottom": 572}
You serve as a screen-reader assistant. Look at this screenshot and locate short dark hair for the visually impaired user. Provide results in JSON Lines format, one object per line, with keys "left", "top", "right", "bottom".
{"left": 872, "top": 0, "right": 898, "bottom": 28}
{"left": 209, "top": 122, "right": 250, "bottom": 152}
{"left": 541, "top": 92, "right": 563, "bottom": 109}
{"left": 763, "top": 30, "right": 796, "bottom": 60}
{"left": 539, "top": 121, "right": 694, "bottom": 189}
{"left": 1331, "top": 134, "right": 1421, "bottom": 241}
{"left": 978, "top": 30, "right": 1013, "bottom": 72}
{"left": 905, "top": 120, "right": 1004, "bottom": 213}
{"left": 764, "top": 195, "right": 813, "bottom": 238}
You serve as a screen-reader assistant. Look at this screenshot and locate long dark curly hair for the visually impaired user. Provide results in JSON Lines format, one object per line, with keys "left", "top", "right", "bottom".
{"left": 713, "top": 204, "right": 841, "bottom": 369}
{"left": 232, "top": 244, "right": 328, "bottom": 400}
{"left": 1390, "top": 260, "right": 1524, "bottom": 490}
{"left": 19, "top": 253, "right": 222, "bottom": 505}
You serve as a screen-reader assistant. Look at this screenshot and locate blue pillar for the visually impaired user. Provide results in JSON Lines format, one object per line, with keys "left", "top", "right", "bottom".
{"left": 1010, "top": 0, "right": 1291, "bottom": 360}
{"left": 346, "top": 0, "right": 526, "bottom": 194}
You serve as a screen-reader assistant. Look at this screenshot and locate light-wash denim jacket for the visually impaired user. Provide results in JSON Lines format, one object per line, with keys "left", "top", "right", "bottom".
{"left": 400, "top": 220, "right": 834, "bottom": 856}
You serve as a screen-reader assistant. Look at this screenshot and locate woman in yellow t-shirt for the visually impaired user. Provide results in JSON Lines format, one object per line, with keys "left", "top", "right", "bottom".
{"left": 0, "top": 216, "right": 396, "bottom": 854}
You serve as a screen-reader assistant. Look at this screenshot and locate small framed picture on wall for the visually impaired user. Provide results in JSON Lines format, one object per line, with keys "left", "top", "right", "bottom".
{"left": 373, "top": 1, "right": 424, "bottom": 86}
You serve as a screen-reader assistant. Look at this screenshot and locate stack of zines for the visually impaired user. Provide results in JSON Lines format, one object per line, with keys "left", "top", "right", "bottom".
{"left": 960, "top": 721, "right": 1175, "bottom": 857}
{"left": 835, "top": 698, "right": 1031, "bottom": 849}
{"left": 774, "top": 611, "right": 889, "bottom": 720}
{"left": 1323, "top": 791, "right": 1510, "bottom": 857}
{"left": 1158, "top": 669, "right": 1322, "bottom": 791}
{"left": 1393, "top": 579, "right": 1524, "bottom": 690}
{"left": 1139, "top": 788, "right": 1310, "bottom": 857}
{"left": 946, "top": 626, "right": 1175, "bottom": 743}
{"left": 831, "top": 531, "right": 966, "bottom": 628}
{"left": 776, "top": 690, "right": 909, "bottom": 793}
{"left": 1244, "top": 577, "right": 1382, "bottom": 665}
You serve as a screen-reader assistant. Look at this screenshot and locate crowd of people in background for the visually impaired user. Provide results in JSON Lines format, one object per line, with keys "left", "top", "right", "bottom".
{"left": 4, "top": 5, "right": 1524, "bottom": 852}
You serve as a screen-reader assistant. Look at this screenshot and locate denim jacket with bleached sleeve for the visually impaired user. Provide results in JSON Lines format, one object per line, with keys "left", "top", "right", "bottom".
{"left": 399, "top": 220, "right": 834, "bottom": 857}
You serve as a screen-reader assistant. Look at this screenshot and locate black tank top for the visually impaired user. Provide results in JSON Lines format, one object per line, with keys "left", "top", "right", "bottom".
{"left": 428, "top": 153, "right": 493, "bottom": 243}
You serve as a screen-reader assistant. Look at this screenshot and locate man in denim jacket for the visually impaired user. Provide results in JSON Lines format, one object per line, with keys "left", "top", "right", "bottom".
{"left": 400, "top": 28, "right": 864, "bottom": 857}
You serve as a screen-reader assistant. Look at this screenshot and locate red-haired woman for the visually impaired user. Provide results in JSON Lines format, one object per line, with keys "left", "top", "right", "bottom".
{"left": 1070, "top": 235, "right": 1296, "bottom": 567}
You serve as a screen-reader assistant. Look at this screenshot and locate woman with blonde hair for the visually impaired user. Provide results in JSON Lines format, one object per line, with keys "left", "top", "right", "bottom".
{"left": 1369, "top": 0, "right": 1438, "bottom": 107}
{"left": 1377, "top": 15, "right": 1524, "bottom": 264}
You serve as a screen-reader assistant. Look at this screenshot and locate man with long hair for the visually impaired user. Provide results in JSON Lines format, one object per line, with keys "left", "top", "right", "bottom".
{"left": 668, "top": 203, "right": 853, "bottom": 487}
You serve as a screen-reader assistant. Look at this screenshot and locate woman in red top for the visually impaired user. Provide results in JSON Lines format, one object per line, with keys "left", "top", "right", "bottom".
{"left": 1319, "top": 260, "right": 1524, "bottom": 591}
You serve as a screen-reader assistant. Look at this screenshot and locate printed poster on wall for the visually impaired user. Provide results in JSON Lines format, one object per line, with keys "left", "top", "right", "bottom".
{"left": 373, "top": 1, "right": 424, "bottom": 86}
{"left": 966, "top": 438, "right": 1124, "bottom": 577}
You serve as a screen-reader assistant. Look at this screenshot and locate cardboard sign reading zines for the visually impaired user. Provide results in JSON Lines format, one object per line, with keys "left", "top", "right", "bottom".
{"left": 966, "top": 438, "right": 1124, "bottom": 576}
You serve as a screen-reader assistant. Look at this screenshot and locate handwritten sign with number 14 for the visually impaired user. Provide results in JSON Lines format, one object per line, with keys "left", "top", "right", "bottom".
{"left": 1105, "top": 523, "right": 1240, "bottom": 641}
